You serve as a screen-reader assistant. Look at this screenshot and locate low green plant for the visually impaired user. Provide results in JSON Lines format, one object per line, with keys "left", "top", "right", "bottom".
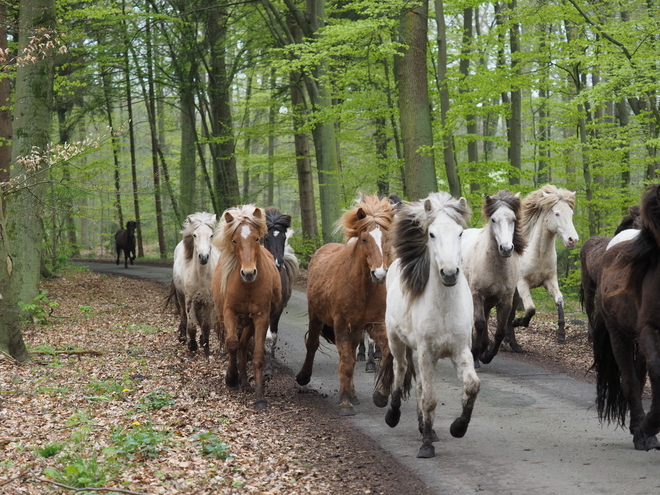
{"left": 85, "top": 377, "right": 133, "bottom": 402}
{"left": 139, "top": 389, "right": 175, "bottom": 410}
{"left": 36, "top": 442, "right": 64, "bottom": 458}
{"left": 18, "top": 290, "right": 59, "bottom": 324}
{"left": 78, "top": 304, "right": 93, "bottom": 314}
{"left": 111, "top": 423, "right": 171, "bottom": 459}
{"left": 194, "top": 432, "right": 231, "bottom": 460}
{"left": 43, "top": 456, "right": 109, "bottom": 488}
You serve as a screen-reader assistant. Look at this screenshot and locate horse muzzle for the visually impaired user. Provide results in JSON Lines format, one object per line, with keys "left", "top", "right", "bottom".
{"left": 498, "top": 245, "right": 514, "bottom": 258}
{"left": 198, "top": 254, "right": 209, "bottom": 265}
{"left": 440, "top": 268, "right": 459, "bottom": 287}
{"left": 371, "top": 267, "right": 387, "bottom": 284}
{"left": 240, "top": 268, "right": 258, "bottom": 283}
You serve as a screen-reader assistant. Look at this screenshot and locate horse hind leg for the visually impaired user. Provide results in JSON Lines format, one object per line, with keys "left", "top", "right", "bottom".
{"left": 296, "top": 316, "right": 323, "bottom": 386}
{"left": 504, "top": 292, "right": 523, "bottom": 353}
{"left": 639, "top": 324, "right": 660, "bottom": 449}
{"left": 480, "top": 302, "right": 512, "bottom": 364}
{"left": 382, "top": 338, "right": 412, "bottom": 426}
{"left": 357, "top": 332, "right": 366, "bottom": 362}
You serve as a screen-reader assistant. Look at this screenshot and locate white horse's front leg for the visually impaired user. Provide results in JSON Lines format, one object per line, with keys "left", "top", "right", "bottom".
{"left": 543, "top": 276, "right": 565, "bottom": 342}
{"left": 513, "top": 278, "right": 536, "bottom": 328}
{"left": 383, "top": 332, "right": 409, "bottom": 425}
{"left": 185, "top": 298, "right": 199, "bottom": 352}
{"left": 415, "top": 349, "right": 438, "bottom": 458}
{"left": 450, "top": 346, "right": 480, "bottom": 438}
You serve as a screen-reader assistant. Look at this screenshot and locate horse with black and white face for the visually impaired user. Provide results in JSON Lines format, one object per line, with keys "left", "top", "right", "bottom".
{"left": 375, "top": 192, "right": 479, "bottom": 458}
{"left": 168, "top": 212, "right": 220, "bottom": 357}
{"left": 511, "top": 185, "right": 578, "bottom": 345}
{"left": 461, "top": 191, "right": 526, "bottom": 366}
{"left": 262, "top": 207, "right": 299, "bottom": 376}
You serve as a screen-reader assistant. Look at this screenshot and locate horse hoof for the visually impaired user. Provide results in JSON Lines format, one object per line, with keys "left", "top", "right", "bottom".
{"left": 450, "top": 417, "right": 469, "bottom": 438}
{"left": 510, "top": 343, "right": 523, "bottom": 353}
{"left": 188, "top": 341, "right": 198, "bottom": 352}
{"left": 479, "top": 354, "right": 494, "bottom": 365}
{"left": 556, "top": 336, "right": 566, "bottom": 344}
{"left": 351, "top": 396, "right": 360, "bottom": 406}
{"left": 372, "top": 391, "right": 388, "bottom": 408}
{"left": 385, "top": 408, "right": 401, "bottom": 428}
{"left": 417, "top": 444, "right": 435, "bottom": 458}
{"left": 365, "top": 362, "right": 376, "bottom": 373}
{"left": 357, "top": 352, "right": 366, "bottom": 362}
{"left": 203, "top": 346, "right": 210, "bottom": 358}
{"left": 474, "top": 359, "right": 481, "bottom": 369}
{"left": 254, "top": 400, "right": 268, "bottom": 411}
{"left": 225, "top": 372, "right": 239, "bottom": 390}
{"left": 338, "top": 405, "right": 356, "bottom": 416}
{"left": 265, "top": 367, "right": 273, "bottom": 377}
{"left": 295, "top": 372, "right": 310, "bottom": 386}
{"left": 374, "top": 350, "right": 382, "bottom": 360}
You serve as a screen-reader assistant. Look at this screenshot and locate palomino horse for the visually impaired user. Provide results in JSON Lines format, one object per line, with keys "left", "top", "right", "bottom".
{"left": 593, "top": 184, "right": 660, "bottom": 451}
{"left": 296, "top": 194, "right": 396, "bottom": 416}
{"left": 211, "top": 205, "right": 282, "bottom": 410}
{"left": 115, "top": 220, "right": 137, "bottom": 268}
{"left": 167, "top": 212, "right": 219, "bottom": 356}
{"left": 579, "top": 205, "right": 642, "bottom": 339}
{"left": 510, "top": 185, "right": 578, "bottom": 346}
{"left": 375, "top": 192, "right": 479, "bottom": 458}
{"left": 262, "top": 206, "right": 299, "bottom": 376}
{"left": 461, "top": 190, "right": 526, "bottom": 365}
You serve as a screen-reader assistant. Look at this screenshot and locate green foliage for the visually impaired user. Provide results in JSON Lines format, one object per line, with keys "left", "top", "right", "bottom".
{"left": 111, "top": 423, "right": 171, "bottom": 459}
{"left": 85, "top": 377, "right": 133, "bottom": 402}
{"left": 36, "top": 442, "right": 64, "bottom": 458}
{"left": 289, "top": 234, "right": 323, "bottom": 267}
{"left": 194, "top": 432, "right": 232, "bottom": 460}
{"left": 139, "top": 389, "right": 175, "bottom": 411}
{"left": 43, "top": 456, "right": 109, "bottom": 489}
{"left": 18, "top": 290, "right": 59, "bottom": 325}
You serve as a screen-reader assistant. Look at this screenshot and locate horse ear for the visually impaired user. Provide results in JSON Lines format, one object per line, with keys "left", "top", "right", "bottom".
{"left": 424, "top": 199, "right": 432, "bottom": 212}
{"left": 186, "top": 214, "right": 195, "bottom": 225}
{"left": 253, "top": 207, "right": 263, "bottom": 219}
{"left": 357, "top": 208, "right": 367, "bottom": 220}
{"left": 283, "top": 214, "right": 292, "bottom": 227}
{"left": 224, "top": 211, "right": 235, "bottom": 223}
{"left": 210, "top": 214, "right": 217, "bottom": 224}
{"left": 458, "top": 197, "right": 468, "bottom": 208}
{"left": 514, "top": 192, "right": 521, "bottom": 199}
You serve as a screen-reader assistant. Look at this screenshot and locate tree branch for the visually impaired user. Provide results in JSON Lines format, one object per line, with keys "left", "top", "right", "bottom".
{"left": 34, "top": 477, "right": 150, "bottom": 495}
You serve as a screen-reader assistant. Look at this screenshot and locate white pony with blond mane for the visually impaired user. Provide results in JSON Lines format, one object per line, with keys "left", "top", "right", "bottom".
{"left": 510, "top": 185, "right": 578, "bottom": 347}
{"left": 169, "top": 212, "right": 220, "bottom": 357}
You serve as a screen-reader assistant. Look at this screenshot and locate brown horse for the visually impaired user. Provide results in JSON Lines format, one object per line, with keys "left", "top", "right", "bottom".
{"left": 579, "top": 204, "right": 642, "bottom": 339}
{"left": 296, "top": 194, "right": 396, "bottom": 415}
{"left": 211, "top": 205, "right": 282, "bottom": 410}
{"left": 593, "top": 185, "right": 660, "bottom": 451}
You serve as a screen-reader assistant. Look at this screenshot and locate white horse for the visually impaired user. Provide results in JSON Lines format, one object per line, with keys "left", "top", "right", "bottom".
{"left": 169, "top": 212, "right": 220, "bottom": 356}
{"left": 461, "top": 190, "right": 526, "bottom": 365}
{"left": 511, "top": 185, "right": 578, "bottom": 345}
{"left": 374, "top": 192, "right": 480, "bottom": 459}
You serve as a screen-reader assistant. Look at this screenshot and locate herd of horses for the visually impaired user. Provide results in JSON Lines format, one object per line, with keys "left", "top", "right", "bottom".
{"left": 143, "top": 183, "right": 660, "bottom": 458}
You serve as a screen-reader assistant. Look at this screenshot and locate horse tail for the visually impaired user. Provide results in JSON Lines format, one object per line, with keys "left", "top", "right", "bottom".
{"left": 321, "top": 325, "right": 335, "bottom": 344}
{"left": 591, "top": 310, "right": 627, "bottom": 427}
{"left": 375, "top": 346, "right": 416, "bottom": 400}
{"left": 164, "top": 281, "right": 181, "bottom": 316}
{"left": 283, "top": 245, "right": 300, "bottom": 281}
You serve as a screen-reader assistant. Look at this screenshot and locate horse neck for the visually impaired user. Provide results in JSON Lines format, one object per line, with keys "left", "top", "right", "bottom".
{"left": 345, "top": 239, "right": 375, "bottom": 285}
{"left": 526, "top": 213, "right": 557, "bottom": 257}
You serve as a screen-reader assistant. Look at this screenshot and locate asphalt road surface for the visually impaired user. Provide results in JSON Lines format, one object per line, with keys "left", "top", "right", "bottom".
{"left": 78, "top": 261, "right": 660, "bottom": 494}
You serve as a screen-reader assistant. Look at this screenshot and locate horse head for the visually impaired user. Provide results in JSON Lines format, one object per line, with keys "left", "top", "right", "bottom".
{"left": 543, "top": 190, "right": 579, "bottom": 248}
{"left": 426, "top": 196, "right": 468, "bottom": 287}
{"left": 225, "top": 207, "right": 264, "bottom": 283}
{"left": 263, "top": 207, "right": 292, "bottom": 271}
{"left": 183, "top": 212, "right": 217, "bottom": 265}
{"left": 356, "top": 216, "right": 388, "bottom": 284}
{"left": 126, "top": 220, "right": 137, "bottom": 237}
{"left": 484, "top": 191, "right": 522, "bottom": 258}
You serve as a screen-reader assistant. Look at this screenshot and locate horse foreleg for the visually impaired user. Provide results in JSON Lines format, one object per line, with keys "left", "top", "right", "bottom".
{"left": 384, "top": 334, "right": 409, "bottom": 426}
{"left": 199, "top": 303, "right": 213, "bottom": 358}
{"left": 296, "top": 315, "right": 322, "bottom": 386}
{"left": 543, "top": 278, "right": 565, "bottom": 343}
{"left": 471, "top": 297, "right": 488, "bottom": 367}
{"left": 450, "top": 346, "right": 480, "bottom": 439}
{"left": 640, "top": 324, "right": 660, "bottom": 447}
{"left": 504, "top": 291, "right": 523, "bottom": 352}
{"left": 252, "top": 315, "right": 270, "bottom": 410}
{"left": 357, "top": 331, "right": 366, "bottom": 362}
{"left": 415, "top": 350, "right": 438, "bottom": 458}
{"left": 512, "top": 279, "right": 535, "bottom": 328}
{"left": 368, "top": 322, "right": 392, "bottom": 403}
{"left": 481, "top": 300, "right": 512, "bottom": 364}
{"left": 185, "top": 299, "right": 199, "bottom": 353}
{"left": 224, "top": 311, "right": 240, "bottom": 390}
{"left": 335, "top": 330, "right": 360, "bottom": 416}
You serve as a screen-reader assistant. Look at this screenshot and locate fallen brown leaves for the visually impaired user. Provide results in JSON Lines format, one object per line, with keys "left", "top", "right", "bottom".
{"left": 0, "top": 266, "right": 430, "bottom": 495}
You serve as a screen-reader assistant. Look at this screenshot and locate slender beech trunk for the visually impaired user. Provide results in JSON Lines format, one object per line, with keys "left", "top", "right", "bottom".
{"left": 0, "top": 3, "right": 10, "bottom": 213}
{"left": 102, "top": 71, "right": 123, "bottom": 226}
{"left": 459, "top": 7, "right": 480, "bottom": 193}
{"left": 267, "top": 68, "right": 276, "bottom": 205}
{"left": 396, "top": 0, "right": 436, "bottom": 200}
{"left": 508, "top": 0, "right": 522, "bottom": 185}
{"left": 180, "top": 70, "right": 197, "bottom": 216}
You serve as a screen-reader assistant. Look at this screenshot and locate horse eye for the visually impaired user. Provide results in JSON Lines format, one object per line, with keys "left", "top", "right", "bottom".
{"left": 555, "top": 212, "right": 560, "bottom": 217}
{"left": 459, "top": 232, "right": 463, "bottom": 237}
{"left": 491, "top": 218, "right": 495, "bottom": 223}
{"left": 193, "top": 234, "right": 197, "bottom": 238}
{"left": 429, "top": 232, "right": 435, "bottom": 239}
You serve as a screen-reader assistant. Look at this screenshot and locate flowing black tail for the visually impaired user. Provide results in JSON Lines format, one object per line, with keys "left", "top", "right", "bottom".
{"left": 592, "top": 310, "right": 627, "bottom": 427}
{"left": 375, "top": 347, "right": 416, "bottom": 400}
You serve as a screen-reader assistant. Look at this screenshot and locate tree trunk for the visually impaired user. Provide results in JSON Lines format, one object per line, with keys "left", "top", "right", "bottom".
{"left": 267, "top": 68, "right": 276, "bottom": 206}
{"left": 180, "top": 71, "right": 197, "bottom": 216}
{"left": 0, "top": 3, "right": 11, "bottom": 213}
{"left": 508, "top": 0, "right": 522, "bottom": 185}
{"left": 102, "top": 70, "right": 123, "bottom": 227}
{"left": 2, "top": 0, "right": 56, "bottom": 361}
{"left": 435, "top": 0, "right": 460, "bottom": 197}
{"left": 396, "top": 0, "right": 436, "bottom": 200}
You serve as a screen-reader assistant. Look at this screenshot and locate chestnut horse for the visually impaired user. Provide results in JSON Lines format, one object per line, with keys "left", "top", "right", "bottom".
{"left": 593, "top": 184, "right": 660, "bottom": 451}
{"left": 296, "top": 194, "right": 396, "bottom": 415}
{"left": 211, "top": 205, "right": 282, "bottom": 410}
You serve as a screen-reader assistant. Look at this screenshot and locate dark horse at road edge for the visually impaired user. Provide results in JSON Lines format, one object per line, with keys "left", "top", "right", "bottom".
{"left": 115, "top": 220, "right": 136, "bottom": 268}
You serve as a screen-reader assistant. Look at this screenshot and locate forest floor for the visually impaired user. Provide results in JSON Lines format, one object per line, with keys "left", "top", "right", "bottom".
{"left": 0, "top": 264, "right": 595, "bottom": 494}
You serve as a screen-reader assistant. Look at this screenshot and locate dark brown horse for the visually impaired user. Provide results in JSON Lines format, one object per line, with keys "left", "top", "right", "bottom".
{"left": 262, "top": 207, "right": 299, "bottom": 376}
{"left": 211, "top": 205, "right": 282, "bottom": 410}
{"left": 593, "top": 185, "right": 660, "bottom": 451}
{"left": 579, "top": 204, "right": 642, "bottom": 338}
{"left": 115, "top": 220, "right": 136, "bottom": 268}
{"left": 296, "top": 194, "right": 396, "bottom": 415}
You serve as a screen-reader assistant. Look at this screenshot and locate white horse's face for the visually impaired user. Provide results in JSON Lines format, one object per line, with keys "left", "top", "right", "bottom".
{"left": 428, "top": 213, "right": 463, "bottom": 286}
{"left": 547, "top": 201, "right": 579, "bottom": 248}
{"left": 193, "top": 223, "right": 215, "bottom": 265}
{"left": 490, "top": 205, "right": 517, "bottom": 258}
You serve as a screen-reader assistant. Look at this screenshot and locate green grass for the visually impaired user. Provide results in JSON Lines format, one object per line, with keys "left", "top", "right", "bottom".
{"left": 139, "top": 389, "right": 175, "bottom": 411}
{"left": 194, "top": 432, "right": 231, "bottom": 460}
{"left": 36, "top": 442, "right": 64, "bottom": 458}
{"left": 111, "top": 423, "right": 171, "bottom": 459}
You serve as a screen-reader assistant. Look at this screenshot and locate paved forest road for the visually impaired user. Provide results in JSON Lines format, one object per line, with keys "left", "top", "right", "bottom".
{"left": 78, "top": 261, "right": 659, "bottom": 494}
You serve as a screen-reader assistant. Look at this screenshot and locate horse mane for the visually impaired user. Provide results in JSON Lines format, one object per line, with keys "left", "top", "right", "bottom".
{"left": 521, "top": 184, "right": 575, "bottom": 242}
{"left": 181, "top": 212, "right": 217, "bottom": 261}
{"left": 214, "top": 205, "right": 267, "bottom": 295}
{"left": 614, "top": 204, "right": 642, "bottom": 235}
{"left": 265, "top": 206, "right": 292, "bottom": 232}
{"left": 483, "top": 190, "right": 527, "bottom": 255}
{"left": 393, "top": 192, "right": 471, "bottom": 299}
{"left": 612, "top": 184, "right": 660, "bottom": 299}
{"left": 336, "top": 194, "right": 396, "bottom": 241}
